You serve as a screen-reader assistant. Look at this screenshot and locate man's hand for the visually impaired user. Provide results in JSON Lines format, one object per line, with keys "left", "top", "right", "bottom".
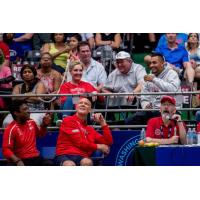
{"left": 92, "top": 113, "right": 107, "bottom": 126}
{"left": 42, "top": 113, "right": 52, "bottom": 127}
{"left": 190, "top": 60, "right": 197, "bottom": 69}
{"left": 91, "top": 91, "right": 97, "bottom": 102}
{"left": 144, "top": 75, "right": 154, "bottom": 82}
{"left": 169, "top": 135, "right": 179, "bottom": 144}
{"left": 171, "top": 114, "right": 181, "bottom": 122}
{"left": 97, "top": 144, "right": 110, "bottom": 154}
{"left": 145, "top": 103, "right": 153, "bottom": 109}
{"left": 16, "top": 160, "right": 25, "bottom": 166}
{"left": 127, "top": 95, "right": 135, "bottom": 103}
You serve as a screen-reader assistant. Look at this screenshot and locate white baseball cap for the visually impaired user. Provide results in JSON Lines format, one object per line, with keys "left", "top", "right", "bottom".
{"left": 115, "top": 51, "right": 131, "bottom": 60}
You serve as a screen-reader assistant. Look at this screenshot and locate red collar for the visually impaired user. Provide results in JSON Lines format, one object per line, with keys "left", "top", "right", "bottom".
{"left": 73, "top": 114, "right": 87, "bottom": 126}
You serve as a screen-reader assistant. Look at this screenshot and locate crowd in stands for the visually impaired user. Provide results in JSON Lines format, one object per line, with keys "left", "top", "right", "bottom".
{"left": 1, "top": 33, "right": 200, "bottom": 125}
{"left": 1, "top": 33, "right": 200, "bottom": 165}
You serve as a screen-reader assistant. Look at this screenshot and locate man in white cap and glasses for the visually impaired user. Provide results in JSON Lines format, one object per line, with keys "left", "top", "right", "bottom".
{"left": 102, "top": 51, "right": 147, "bottom": 107}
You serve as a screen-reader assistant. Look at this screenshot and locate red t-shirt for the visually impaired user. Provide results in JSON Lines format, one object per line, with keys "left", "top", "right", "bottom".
{"left": 146, "top": 117, "right": 184, "bottom": 139}
{"left": 2, "top": 119, "right": 46, "bottom": 159}
{"left": 59, "top": 80, "right": 98, "bottom": 104}
{"left": 0, "top": 41, "right": 10, "bottom": 60}
{"left": 56, "top": 114, "right": 113, "bottom": 157}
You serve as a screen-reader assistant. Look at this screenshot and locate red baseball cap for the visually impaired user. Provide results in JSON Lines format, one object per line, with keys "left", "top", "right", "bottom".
{"left": 160, "top": 96, "right": 176, "bottom": 105}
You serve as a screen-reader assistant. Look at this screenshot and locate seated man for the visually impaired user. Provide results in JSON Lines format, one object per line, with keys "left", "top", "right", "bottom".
{"left": 67, "top": 41, "right": 107, "bottom": 92}
{"left": 125, "top": 52, "right": 182, "bottom": 125}
{"left": 145, "top": 96, "right": 187, "bottom": 145}
{"left": 55, "top": 97, "right": 113, "bottom": 166}
{"left": 2, "top": 99, "right": 52, "bottom": 166}
{"left": 102, "top": 51, "right": 146, "bottom": 107}
{"left": 145, "top": 33, "right": 194, "bottom": 83}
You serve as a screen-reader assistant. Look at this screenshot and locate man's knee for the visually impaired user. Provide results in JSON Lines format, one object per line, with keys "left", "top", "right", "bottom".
{"left": 80, "top": 158, "right": 93, "bottom": 166}
{"left": 62, "top": 160, "right": 76, "bottom": 166}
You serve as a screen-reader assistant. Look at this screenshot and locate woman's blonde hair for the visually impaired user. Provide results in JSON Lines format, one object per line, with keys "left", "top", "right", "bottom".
{"left": 68, "top": 61, "right": 83, "bottom": 72}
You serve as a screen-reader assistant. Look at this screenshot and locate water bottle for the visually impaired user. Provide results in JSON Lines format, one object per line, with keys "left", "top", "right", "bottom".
{"left": 196, "top": 123, "right": 200, "bottom": 144}
{"left": 140, "top": 128, "right": 146, "bottom": 141}
{"left": 186, "top": 128, "right": 193, "bottom": 145}
{"left": 192, "top": 128, "right": 197, "bottom": 144}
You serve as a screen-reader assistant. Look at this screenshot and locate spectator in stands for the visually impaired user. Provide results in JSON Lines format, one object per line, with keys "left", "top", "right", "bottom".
{"left": 0, "top": 49, "right": 12, "bottom": 110}
{"left": 156, "top": 33, "right": 194, "bottom": 83}
{"left": 67, "top": 42, "right": 107, "bottom": 92}
{"left": 55, "top": 97, "right": 113, "bottom": 166}
{"left": 0, "top": 33, "right": 10, "bottom": 66}
{"left": 94, "top": 33, "right": 122, "bottom": 74}
{"left": 145, "top": 96, "right": 187, "bottom": 145}
{"left": 95, "top": 33, "right": 122, "bottom": 51}
{"left": 145, "top": 33, "right": 195, "bottom": 83}
{"left": 125, "top": 52, "right": 182, "bottom": 125}
{"left": 186, "top": 33, "right": 200, "bottom": 80}
{"left": 13, "top": 33, "right": 34, "bottom": 59}
{"left": 2, "top": 99, "right": 52, "bottom": 166}
{"left": 3, "top": 33, "right": 22, "bottom": 62}
{"left": 80, "top": 33, "right": 95, "bottom": 49}
{"left": 42, "top": 33, "right": 70, "bottom": 74}
{"left": 59, "top": 61, "right": 103, "bottom": 117}
{"left": 0, "top": 49, "right": 13, "bottom": 126}
{"left": 3, "top": 65, "right": 47, "bottom": 128}
{"left": 37, "top": 52, "right": 62, "bottom": 94}
{"left": 32, "top": 33, "right": 51, "bottom": 50}
{"left": 102, "top": 51, "right": 146, "bottom": 107}
{"left": 157, "top": 33, "right": 188, "bottom": 48}
{"left": 69, "top": 33, "right": 82, "bottom": 61}
{"left": 37, "top": 52, "right": 62, "bottom": 110}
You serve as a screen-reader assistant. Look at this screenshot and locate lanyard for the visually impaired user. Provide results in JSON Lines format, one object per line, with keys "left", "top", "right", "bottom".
{"left": 160, "top": 125, "right": 172, "bottom": 139}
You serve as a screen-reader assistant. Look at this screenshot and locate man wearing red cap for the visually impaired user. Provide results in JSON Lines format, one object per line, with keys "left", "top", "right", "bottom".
{"left": 145, "top": 95, "right": 187, "bottom": 145}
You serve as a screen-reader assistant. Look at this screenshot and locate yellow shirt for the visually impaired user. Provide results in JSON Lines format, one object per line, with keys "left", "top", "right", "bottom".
{"left": 49, "top": 43, "right": 69, "bottom": 69}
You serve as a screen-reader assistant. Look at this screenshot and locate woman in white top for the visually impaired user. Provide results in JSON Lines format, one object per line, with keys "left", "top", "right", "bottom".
{"left": 186, "top": 33, "right": 200, "bottom": 79}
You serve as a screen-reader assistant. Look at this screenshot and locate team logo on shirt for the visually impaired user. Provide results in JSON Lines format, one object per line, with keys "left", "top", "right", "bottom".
{"left": 72, "top": 129, "right": 80, "bottom": 133}
{"left": 155, "top": 129, "right": 161, "bottom": 136}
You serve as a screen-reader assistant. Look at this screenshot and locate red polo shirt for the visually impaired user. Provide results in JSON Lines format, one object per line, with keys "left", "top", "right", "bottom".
{"left": 146, "top": 116, "right": 185, "bottom": 139}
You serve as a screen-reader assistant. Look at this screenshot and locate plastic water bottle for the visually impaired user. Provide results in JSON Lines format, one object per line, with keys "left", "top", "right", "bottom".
{"left": 140, "top": 128, "right": 146, "bottom": 141}
{"left": 187, "top": 128, "right": 193, "bottom": 145}
{"left": 192, "top": 128, "right": 197, "bottom": 144}
{"left": 196, "top": 123, "right": 200, "bottom": 144}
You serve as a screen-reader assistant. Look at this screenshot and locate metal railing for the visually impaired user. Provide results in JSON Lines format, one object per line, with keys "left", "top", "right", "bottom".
{"left": 0, "top": 91, "right": 199, "bottom": 131}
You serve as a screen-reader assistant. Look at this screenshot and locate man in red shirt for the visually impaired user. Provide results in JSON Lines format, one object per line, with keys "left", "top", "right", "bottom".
{"left": 2, "top": 99, "right": 52, "bottom": 166}
{"left": 145, "top": 95, "right": 187, "bottom": 145}
{"left": 55, "top": 97, "right": 113, "bottom": 166}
